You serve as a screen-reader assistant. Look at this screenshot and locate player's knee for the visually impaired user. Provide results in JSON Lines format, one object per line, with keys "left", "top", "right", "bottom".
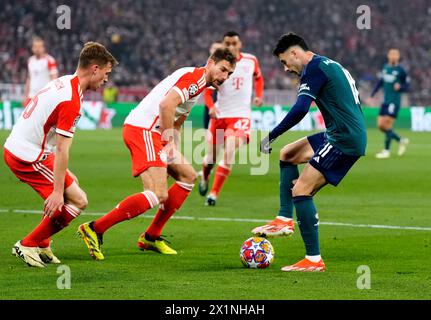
{"left": 154, "top": 189, "right": 168, "bottom": 203}
{"left": 378, "top": 122, "right": 387, "bottom": 131}
{"left": 280, "top": 146, "right": 298, "bottom": 164}
{"left": 187, "top": 171, "right": 198, "bottom": 184}
{"left": 176, "top": 170, "right": 197, "bottom": 185}
{"left": 75, "top": 193, "right": 88, "bottom": 210}
{"left": 292, "top": 183, "right": 312, "bottom": 197}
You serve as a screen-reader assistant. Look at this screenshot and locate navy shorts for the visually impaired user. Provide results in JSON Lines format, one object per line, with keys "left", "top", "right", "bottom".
{"left": 379, "top": 102, "right": 400, "bottom": 118}
{"left": 307, "top": 132, "right": 360, "bottom": 186}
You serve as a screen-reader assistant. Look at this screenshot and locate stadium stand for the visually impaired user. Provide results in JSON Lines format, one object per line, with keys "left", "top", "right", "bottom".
{"left": 0, "top": 0, "right": 430, "bottom": 104}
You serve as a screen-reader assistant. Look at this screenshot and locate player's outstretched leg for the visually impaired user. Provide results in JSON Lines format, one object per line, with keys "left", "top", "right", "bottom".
{"left": 252, "top": 136, "right": 315, "bottom": 237}
{"left": 252, "top": 160, "right": 298, "bottom": 237}
{"left": 78, "top": 190, "right": 160, "bottom": 260}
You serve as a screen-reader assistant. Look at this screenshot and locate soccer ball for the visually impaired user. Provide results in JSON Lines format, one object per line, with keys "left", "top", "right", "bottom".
{"left": 240, "top": 237, "right": 274, "bottom": 269}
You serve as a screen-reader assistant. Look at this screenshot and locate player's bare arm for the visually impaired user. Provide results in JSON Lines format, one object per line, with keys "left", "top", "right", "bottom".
{"left": 173, "top": 114, "right": 187, "bottom": 151}
{"left": 253, "top": 74, "right": 264, "bottom": 107}
{"left": 44, "top": 134, "right": 73, "bottom": 217}
{"left": 159, "top": 89, "right": 183, "bottom": 135}
{"left": 204, "top": 88, "right": 218, "bottom": 118}
{"left": 50, "top": 71, "right": 58, "bottom": 80}
{"left": 24, "top": 75, "right": 30, "bottom": 101}
{"left": 160, "top": 89, "right": 183, "bottom": 160}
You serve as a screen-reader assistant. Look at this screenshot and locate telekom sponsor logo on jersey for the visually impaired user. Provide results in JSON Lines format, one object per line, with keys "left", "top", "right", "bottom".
{"left": 232, "top": 77, "right": 244, "bottom": 90}
{"left": 215, "top": 53, "right": 261, "bottom": 119}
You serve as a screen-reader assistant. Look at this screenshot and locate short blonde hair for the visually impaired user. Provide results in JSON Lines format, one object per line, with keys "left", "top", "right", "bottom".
{"left": 78, "top": 42, "right": 118, "bottom": 68}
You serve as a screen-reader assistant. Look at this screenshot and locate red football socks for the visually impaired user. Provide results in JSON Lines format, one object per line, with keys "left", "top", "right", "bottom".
{"left": 93, "top": 190, "right": 159, "bottom": 234}
{"left": 145, "top": 181, "right": 193, "bottom": 239}
{"left": 22, "top": 204, "right": 80, "bottom": 247}
{"left": 209, "top": 164, "right": 231, "bottom": 197}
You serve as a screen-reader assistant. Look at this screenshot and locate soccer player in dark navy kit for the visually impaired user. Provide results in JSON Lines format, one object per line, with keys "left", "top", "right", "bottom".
{"left": 253, "top": 33, "right": 367, "bottom": 272}
{"left": 371, "top": 48, "right": 410, "bottom": 159}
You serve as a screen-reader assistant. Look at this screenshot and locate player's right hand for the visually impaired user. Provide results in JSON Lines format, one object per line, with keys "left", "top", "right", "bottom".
{"left": 44, "top": 191, "right": 64, "bottom": 217}
{"left": 260, "top": 135, "right": 272, "bottom": 154}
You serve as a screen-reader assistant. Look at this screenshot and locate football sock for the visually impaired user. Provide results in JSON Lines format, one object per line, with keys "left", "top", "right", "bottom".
{"left": 22, "top": 204, "right": 81, "bottom": 247}
{"left": 384, "top": 129, "right": 401, "bottom": 150}
{"left": 38, "top": 204, "right": 81, "bottom": 247}
{"left": 278, "top": 161, "right": 299, "bottom": 219}
{"left": 293, "top": 196, "right": 320, "bottom": 256}
{"left": 209, "top": 162, "right": 231, "bottom": 197}
{"left": 384, "top": 130, "right": 392, "bottom": 150}
{"left": 38, "top": 238, "right": 51, "bottom": 248}
{"left": 306, "top": 255, "right": 322, "bottom": 263}
{"left": 93, "top": 191, "right": 159, "bottom": 234}
{"left": 145, "top": 181, "right": 194, "bottom": 239}
{"left": 38, "top": 213, "right": 51, "bottom": 248}
{"left": 202, "top": 161, "right": 214, "bottom": 181}
{"left": 390, "top": 129, "right": 401, "bottom": 142}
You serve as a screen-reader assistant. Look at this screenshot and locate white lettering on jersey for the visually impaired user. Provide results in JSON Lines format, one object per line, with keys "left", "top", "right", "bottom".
{"left": 299, "top": 83, "right": 311, "bottom": 92}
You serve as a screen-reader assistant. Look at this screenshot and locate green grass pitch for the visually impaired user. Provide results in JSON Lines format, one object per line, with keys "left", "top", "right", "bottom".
{"left": 0, "top": 128, "right": 430, "bottom": 300}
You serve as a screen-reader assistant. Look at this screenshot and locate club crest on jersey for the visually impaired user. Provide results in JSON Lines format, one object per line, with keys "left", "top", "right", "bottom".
{"left": 188, "top": 84, "right": 199, "bottom": 96}
{"left": 299, "top": 83, "right": 310, "bottom": 92}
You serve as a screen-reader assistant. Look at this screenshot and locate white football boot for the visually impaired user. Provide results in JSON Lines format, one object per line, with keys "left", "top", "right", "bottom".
{"left": 12, "top": 241, "right": 46, "bottom": 268}
{"left": 398, "top": 138, "right": 410, "bottom": 156}
{"left": 39, "top": 245, "right": 61, "bottom": 264}
{"left": 375, "top": 149, "right": 390, "bottom": 159}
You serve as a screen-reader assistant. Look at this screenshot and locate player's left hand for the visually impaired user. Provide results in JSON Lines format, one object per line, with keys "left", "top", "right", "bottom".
{"left": 393, "top": 83, "right": 401, "bottom": 91}
{"left": 208, "top": 107, "right": 218, "bottom": 119}
{"left": 44, "top": 191, "right": 64, "bottom": 217}
{"left": 260, "top": 135, "right": 272, "bottom": 154}
{"left": 253, "top": 97, "right": 263, "bottom": 107}
{"left": 163, "top": 141, "right": 177, "bottom": 164}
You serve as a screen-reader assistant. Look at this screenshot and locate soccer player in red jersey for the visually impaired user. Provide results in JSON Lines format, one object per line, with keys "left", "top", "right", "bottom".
{"left": 198, "top": 31, "right": 264, "bottom": 206}
{"left": 4, "top": 42, "right": 118, "bottom": 267}
{"left": 78, "top": 48, "right": 236, "bottom": 259}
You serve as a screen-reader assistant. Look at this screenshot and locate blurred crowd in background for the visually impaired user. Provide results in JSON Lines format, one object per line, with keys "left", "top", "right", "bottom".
{"left": 1, "top": 0, "right": 430, "bottom": 104}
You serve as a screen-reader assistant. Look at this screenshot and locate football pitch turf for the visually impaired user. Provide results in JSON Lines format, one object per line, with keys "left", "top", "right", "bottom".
{"left": 0, "top": 128, "right": 430, "bottom": 300}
